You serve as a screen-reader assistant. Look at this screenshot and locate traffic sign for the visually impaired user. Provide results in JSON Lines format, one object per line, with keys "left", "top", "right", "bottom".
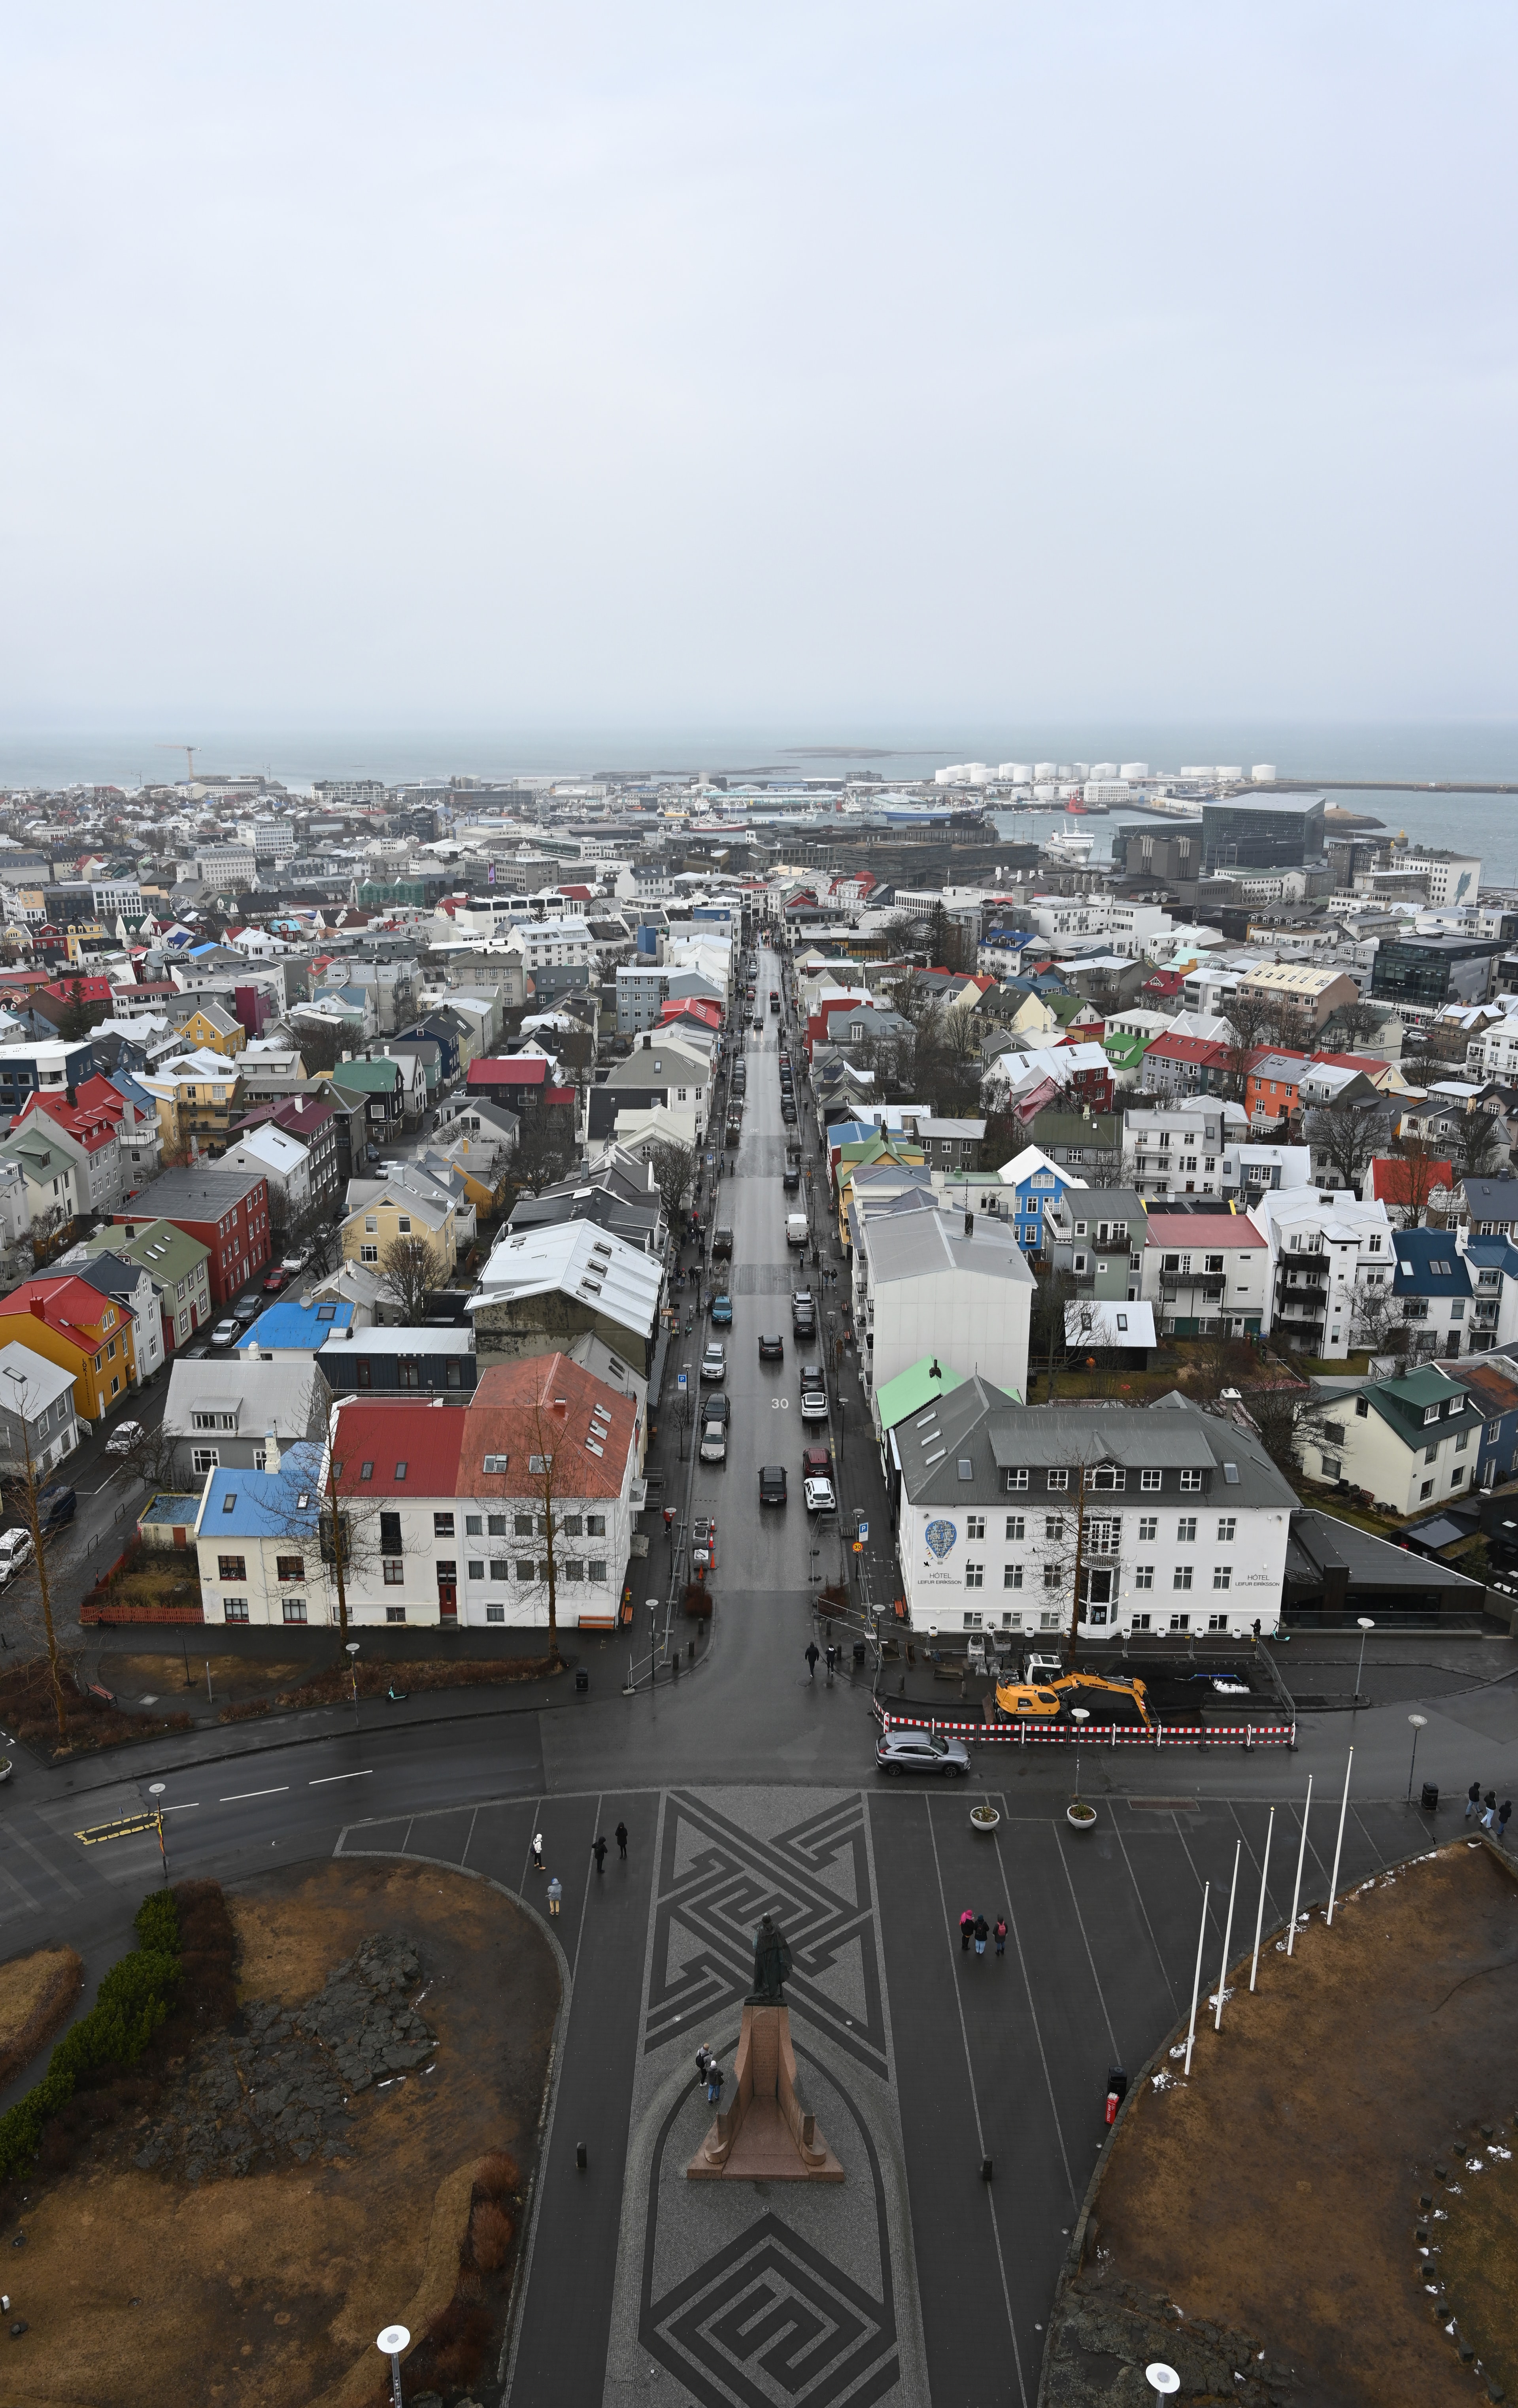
{"left": 857, "top": 1519, "right": 869, "bottom": 1542}
{"left": 852, "top": 1540, "right": 863, "bottom": 1555}
{"left": 676, "top": 1372, "right": 687, "bottom": 1393}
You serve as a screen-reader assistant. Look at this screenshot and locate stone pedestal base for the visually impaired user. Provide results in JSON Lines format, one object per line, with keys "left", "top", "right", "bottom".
{"left": 686, "top": 2004, "right": 843, "bottom": 2182}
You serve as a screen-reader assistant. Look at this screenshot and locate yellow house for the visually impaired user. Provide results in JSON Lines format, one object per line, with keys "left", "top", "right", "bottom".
{"left": 432, "top": 1131, "right": 505, "bottom": 1214}
{"left": 63, "top": 921, "right": 112, "bottom": 967}
{"left": 0, "top": 1276, "right": 138, "bottom": 1420}
{"left": 342, "top": 1184, "right": 457, "bottom": 1277}
{"left": 172, "top": 1002, "right": 247, "bottom": 1058}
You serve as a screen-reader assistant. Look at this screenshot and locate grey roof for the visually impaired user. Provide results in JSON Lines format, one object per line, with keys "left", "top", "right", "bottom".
{"left": 1286, "top": 1508, "right": 1484, "bottom": 1597}
{"left": 968, "top": 1392, "right": 1298, "bottom": 1511}
{"left": 162, "top": 1358, "right": 325, "bottom": 1440}
{"left": 863, "top": 1209, "right": 1037, "bottom": 1294}
{"left": 1462, "top": 1176, "right": 1518, "bottom": 1222}
{"left": 891, "top": 1375, "right": 1021, "bottom": 1505}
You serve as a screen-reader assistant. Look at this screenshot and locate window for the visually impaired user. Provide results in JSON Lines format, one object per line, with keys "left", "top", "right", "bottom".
{"left": 483, "top": 1452, "right": 508, "bottom": 1474}
{"left": 515, "top": 1558, "right": 536, "bottom": 1580}
{"left": 1420, "top": 1478, "right": 1434, "bottom": 1499}
{"left": 275, "top": 1554, "right": 304, "bottom": 1583}
{"left": 1179, "top": 1469, "right": 1203, "bottom": 1492}
{"left": 965, "top": 1562, "right": 984, "bottom": 1589}
{"left": 380, "top": 1558, "right": 404, "bottom": 1586}
{"left": 1138, "top": 1515, "right": 1157, "bottom": 1542}
{"left": 223, "top": 1597, "right": 249, "bottom": 1623}
{"left": 1004, "top": 1564, "right": 1024, "bottom": 1588}
{"left": 1140, "top": 1469, "right": 1161, "bottom": 1492}
{"left": 1169, "top": 1611, "right": 1191, "bottom": 1631}
{"left": 588, "top": 1559, "right": 608, "bottom": 1582}
{"left": 361, "top": 1461, "right": 374, "bottom": 1480}
{"left": 1216, "top": 1516, "right": 1236, "bottom": 1543}
{"left": 468, "top": 1559, "right": 485, "bottom": 1580}
{"left": 484, "top": 1602, "right": 505, "bottom": 1623}
{"left": 560, "top": 1559, "right": 585, "bottom": 1582}
{"left": 1213, "top": 1564, "right": 1232, "bottom": 1589}
{"left": 586, "top": 1514, "right": 606, "bottom": 1538}
{"left": 1090, "top": 1465, "right": 1125, "bottom": 1491}
{"left": 1131, "top": 1611, "right": 1152, "bottom": 1631}
{"left": 386, "top": 1606, "right": 406, "bottom": 1623}
{"left": 398, "top": 1216, "right": 412, "bottom": 1235}
{"left": 282, "top": 1597, "right": 308, "bottom": 1624}
{"left": 1176, "top": 1516, "right": 1197, "bottom": 1543}
{"left": 360, "top": 1245, "right": 378, "bottom": 1263}
{"left": 379, "top": 1511, "right": 403, "bottom": 1553}
{"left": 1005, "top": 1514, "right": 1025, "bottom": 1541}
{"left": 1173, "top": 1565, "right": 1193, "bottom": 1590}
{"left": 966, "top": 1514, "right": 986, "bottom": 1540}
{"left": 1047, "top": 1468, "right": 1068, "bottom": 1492}
{"left": 1134, "top": 1565, "right": 1154, "bottom": 1590}
{"left": 192, "top": 1446, "right": 219, "bottom": 1475}
{"left": 446, "top": 1360, "right": 462, "bottom": 1388}
{"left": 464, "top": 1513, "right": 483, "bottom": 1536}
{"left": 1006, "top": 1469, "right": 1029, "bottom": 1492}
{"left": 1044, "top": 1515, "right": 1065, "bottom": 1542}
{"left": 1038, "top": 1609, "right": 1063, "bottom": 1629}
{"left": 561, "top": 1515, "right": 583, "bottom": 1539}
{"left": 433, "top": 1513, "right": 455, "bottom": 1538}
{"left": 217, "top": 1554, "right": 247, "bottom": 1582}
{"left": 364, "top": 1215, "right": 378, "bottom": 1234}
{"left": 510, "top": 1512, "right": 533, "bottom": 1538}
{"left": 1042, "top": 1563, "right": 1062, "bottom": 1589}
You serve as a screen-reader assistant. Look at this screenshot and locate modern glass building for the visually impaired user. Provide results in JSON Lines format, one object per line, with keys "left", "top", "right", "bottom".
{"left": 1200, "top": 793, "right": 1326, "bottom": 873}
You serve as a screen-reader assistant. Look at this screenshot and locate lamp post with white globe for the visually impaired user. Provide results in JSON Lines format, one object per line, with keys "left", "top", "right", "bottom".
{"left": 377, "top": 2324, "right": 410, "bottom": 2408}
{"left": 1407, "top": 1712, "right": 1429, "bottom": 1804}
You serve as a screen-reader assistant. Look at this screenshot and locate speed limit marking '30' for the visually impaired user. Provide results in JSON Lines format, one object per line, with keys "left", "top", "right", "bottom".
{"left": 772, "top": 1396, "right": 789, "bottom": 1409}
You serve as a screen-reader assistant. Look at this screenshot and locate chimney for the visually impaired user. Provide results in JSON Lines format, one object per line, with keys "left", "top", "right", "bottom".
{"left": 264, "top": 1427, "right": 281, "bottom": 1475}
{"left": 29, "top": 1297, "right": 45, "bottom": 1320}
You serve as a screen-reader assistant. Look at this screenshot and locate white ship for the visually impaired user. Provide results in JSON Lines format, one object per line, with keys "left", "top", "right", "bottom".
{"left": 1043, "top": 821, "right": 1095, "bottom": 865}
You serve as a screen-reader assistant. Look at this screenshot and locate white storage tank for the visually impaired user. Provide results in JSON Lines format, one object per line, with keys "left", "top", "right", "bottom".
{"left": 1119, "top": 761, "right": 1149, "bottom": 780}
{"left": 1179, "top": 766, "right": 1214, "bottom": 779}
{"left": 966, "top": 763, "right": 990, "bottom": 784}
{"left": 1088, "top": 761, "right": 1118, "bottom": 781}
{"left": 1215, "top": 766, "right": 1243, "bottom": 782}
{"left": 998, "top": 762, "right": 1032, "bottom": 783}
{"left": 1033, "top": 783, "right": 1057, "bottom": 802}
{"left": 1035, "top": 761, "right": 1057, "bottom": 780}
{"left": 1251, "top": 764, "right": 1278, "bottom": 783}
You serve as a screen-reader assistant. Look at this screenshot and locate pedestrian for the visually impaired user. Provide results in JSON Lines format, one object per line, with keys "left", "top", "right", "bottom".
{"left": 592, "top": 1835, "right": 608, "bottom": 1874}
{"left": 531, "top": 1831, "right": 545, "bottom": 1872}
{"left": 993, "top": 1915, "right": 1008, "bottom": 1958}
{"left": 1466, "top": 1780, "right": 1482, "bottom": 1822}
{"left": 706, "top": 2059, "right": 725, "bottom": 2108}
{"left": 664, "top": 1507, "right": 675, "bottom": 1537}
{"left": 959, "top": 1909, "right": 974, "bottom": 1953}
{"left": 1499, "top": 1801, "right": 1512, "bottom": 1841}
{"left": 547, "top": 1875, "right": 563, "bottom": 1918}
{"left": 805, "top": 1641, "right": 820, "bottom": 1681}
{"left": 1481, "top": 1792, "right": 1498, "bottom": 1831}
{"left": 973, "top": 1913, "right": 989, "bottom": 1959}
{"left": 616, "top": 1820, "right": 629, "bottom": 1859}
{"left": 694, "top": 2042, "right": 712, "bottom": 2086}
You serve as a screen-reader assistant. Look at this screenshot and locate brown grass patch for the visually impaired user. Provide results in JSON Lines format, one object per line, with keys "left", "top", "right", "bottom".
{"left": 106, "top": 1654, "right": 309, "bottom": 1702}
{"left": 1049, "top": 1839, "right": 1518, "bottom": 2407}
{"left": 275, "top": 1654, "right": 562, "bottom": 1709}
{"left": 0, "top": 1944, "right": 83, "bottom": 2090}
{"left": 0, "top": 1656, "right": 194, "bottom": 1759}
{"left": 0, "top": 1861, "right": 557, "bottom": 2408}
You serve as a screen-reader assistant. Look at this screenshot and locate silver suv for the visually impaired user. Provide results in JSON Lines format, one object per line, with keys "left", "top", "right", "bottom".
{"left": 700, "top": 1343, "right": 727, "bottom": 1384}
{"left": 875, "top": 1727, "right": 970, "bottom": 1778}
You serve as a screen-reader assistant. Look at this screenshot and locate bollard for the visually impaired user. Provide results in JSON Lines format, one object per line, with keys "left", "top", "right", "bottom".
{"left": 576, "top": 2142, "right": 587, "bottom": 2169}
{"left": 980, "top": 2155, "right": 993, "bottom": 2182}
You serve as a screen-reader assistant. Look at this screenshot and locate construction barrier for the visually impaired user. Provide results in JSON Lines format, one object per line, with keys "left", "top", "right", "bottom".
{"left": 877, "top": 1706, "right": 1297, "bottom": 1749}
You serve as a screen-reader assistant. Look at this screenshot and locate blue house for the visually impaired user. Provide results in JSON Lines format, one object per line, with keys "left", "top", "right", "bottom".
{"left": 995, "top": 1142, "right": 1087, "bottom": 1257}
{"left": 1392, "top": 1229, "right": 1475, "bottom": 1358}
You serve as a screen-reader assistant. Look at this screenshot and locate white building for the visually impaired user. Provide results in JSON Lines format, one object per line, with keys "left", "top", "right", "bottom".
{"left": 221, "top": 1124, "right": 313, "bottom": 1223}
{"left": 506, "top": 916, "right": 595, "bottom": 974}
{"left": 891, "top": 1385, "right": 1295, "bottom": 1641}
{"left": 1248, "top": 1186, "right": 1395, "bottom": 1360}
{"left": 855, "top": 1207, "right": 1033, "bottom": 1401}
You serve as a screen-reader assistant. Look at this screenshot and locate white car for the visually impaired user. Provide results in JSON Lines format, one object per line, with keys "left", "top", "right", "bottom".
{"left": 105, "top": 1420, "right": 143, "bottom": 1458}
{"left": 700, "top": 1344, "right": 727, "bottom": 1385}
{"left": 279, "top": 1251, "right": 309, "bottom": 1275}
{"left": 699, "top": 1420, "right": 728, "bottom": 1464}
{"left": 803, "top": 1476, "right": 836, "bottom": 1514}
{"left": 210, "top": 1319, "right": 240, "bottom": 1348}
{"left": 800, "top": 1386, "right": 828, "bottom": 1423}
{"left": 0, "top": 1529, "right": 34, "bottom": 1586}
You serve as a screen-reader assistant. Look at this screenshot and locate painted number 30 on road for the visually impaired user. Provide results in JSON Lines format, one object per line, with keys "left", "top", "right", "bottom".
{"left": 771, "top": 1397, "right": 789, "bottom": 1409}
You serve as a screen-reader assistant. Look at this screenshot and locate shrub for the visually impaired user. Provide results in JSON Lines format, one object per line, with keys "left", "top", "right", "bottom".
{"left": 472, "top": 2148, "right": 518, "bottom": 2200}
{"left": 467, "top": 2198, "right": 512, "bottom": 2273}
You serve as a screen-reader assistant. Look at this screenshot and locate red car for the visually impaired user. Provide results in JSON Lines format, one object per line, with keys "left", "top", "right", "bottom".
{"left": 261, "top": 1267, "right": 290, "bottom": 1294}
{"left": 801, "top": 1443, "right": 833, "bottom": 1479}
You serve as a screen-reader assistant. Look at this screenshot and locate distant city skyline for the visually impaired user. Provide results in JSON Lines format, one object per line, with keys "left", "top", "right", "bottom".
{"left": 2, "top": 5, "right": 1514, "bottom": 726}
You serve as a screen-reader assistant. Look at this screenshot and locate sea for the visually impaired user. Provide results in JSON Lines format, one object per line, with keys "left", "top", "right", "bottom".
{"left": 2, "top": 717, "right": 1516, "bottom": 885}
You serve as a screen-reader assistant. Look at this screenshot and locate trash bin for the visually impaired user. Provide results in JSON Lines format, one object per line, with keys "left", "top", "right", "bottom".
{"left": 852, "top": 1641, "right": 866, "bottom": 1665}
{"left": 1421, "top": 1781, "right": 1439, "bottom": 1813}
{"left": 574, "top": 1668, "right": 589, "bottom": 1694}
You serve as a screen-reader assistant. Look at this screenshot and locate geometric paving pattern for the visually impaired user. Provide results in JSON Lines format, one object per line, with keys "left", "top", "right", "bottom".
{"left": 642, "top": 2212, "right": 899, "bottom": 2408}
{"left": 644, "top": 1791, "right": 887, "bottom": 2077}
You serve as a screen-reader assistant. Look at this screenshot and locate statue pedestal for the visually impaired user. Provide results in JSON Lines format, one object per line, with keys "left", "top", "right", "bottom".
{"left": 686, "top": 2004, "right": 842, "bottom": 2182}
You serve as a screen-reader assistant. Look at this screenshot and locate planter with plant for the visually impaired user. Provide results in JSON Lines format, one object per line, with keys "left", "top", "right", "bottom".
{"left": 969, "top": 1803, "right": 1000, "bottom": 1833}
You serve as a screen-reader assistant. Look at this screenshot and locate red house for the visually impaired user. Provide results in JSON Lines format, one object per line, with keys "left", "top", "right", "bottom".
{"left": 114, "top": 1166, "right": 271, "bottom": 1308}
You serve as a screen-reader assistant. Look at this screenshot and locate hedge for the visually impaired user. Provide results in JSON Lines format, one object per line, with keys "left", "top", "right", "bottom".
{"left": 0, "top": 1889, "right": 183, "bottom": 2180}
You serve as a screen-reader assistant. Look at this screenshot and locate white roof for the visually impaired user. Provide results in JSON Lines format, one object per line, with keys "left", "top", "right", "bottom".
{"left": 468, "top": 1217, "right": 661, "bottom": 1340}
{"left": 0, "top": 1341, "right": 77, "bottom": 1418}
{"left": 319, "top": 1324, "right": 473, "bottom": 1356}
{"left": 228, "top": 1124, "right": 307, "bottom": 1174}
{"left": 997, "top": 1143, "right": 1087, "bottom": 1190}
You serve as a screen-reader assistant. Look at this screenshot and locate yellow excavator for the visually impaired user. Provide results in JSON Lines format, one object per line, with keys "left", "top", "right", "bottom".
{"left": 993, "top": 1669, "right": 1153, "bottom": 1727}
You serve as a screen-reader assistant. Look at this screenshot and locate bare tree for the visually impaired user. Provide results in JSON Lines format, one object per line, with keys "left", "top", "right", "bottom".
{"left": 1307, "top": 1098, "right": 1383, "bottom": 1195}
{"left": 1454, "top": 1107, "right": 1505, "bottom": 1183}
{"left": 376, "top": 1233, "right": 447, "bottom": 1323}
{"left": 1350, "top": 1278, "right": 1410, "bottom": 1360}
{"left": 23, "top": 1206, "right": 68, "bottom": 1273}
{"left": 647, "top": 1137, "right": 699, "bottom": 1229}
{"left": 1386, "top": 1135, "right": 1444, "bottom": 1229}
{"left": 1245, "top": 1383, "right": 1326, "bottom": 1477}
{"left": 0, "top": 1416, "right": 70, "bottom": 1742}
{"left": 511, "top": 1113, "right": 578, "bottom": 1198}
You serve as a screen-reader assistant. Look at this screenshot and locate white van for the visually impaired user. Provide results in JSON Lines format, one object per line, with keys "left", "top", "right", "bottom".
{"left": 785, "top": 1212, "right": 808, "bottom": 1249}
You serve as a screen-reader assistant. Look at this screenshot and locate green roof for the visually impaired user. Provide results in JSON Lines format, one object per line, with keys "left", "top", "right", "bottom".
{"left": 874, "top": 1354, "right": 968, "bottom": 1433}
{"left": 323, "top": 1058, "right": 400, "bottom": 1093}
{"left": 1103, "top": 1030, "right": 1149, "bottom": 1066}
{"left": 79, "top": 1217, "right": 209, "bottom": 1281}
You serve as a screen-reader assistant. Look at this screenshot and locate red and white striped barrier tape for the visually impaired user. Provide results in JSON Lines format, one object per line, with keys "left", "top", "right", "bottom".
{"left": 876, "top": 1706, "right": 1296, "bottom": 1748}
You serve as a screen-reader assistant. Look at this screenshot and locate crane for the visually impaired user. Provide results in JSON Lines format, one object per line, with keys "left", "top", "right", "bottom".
{"left": 156, "top": 744, "right": 198, "bottom": 782}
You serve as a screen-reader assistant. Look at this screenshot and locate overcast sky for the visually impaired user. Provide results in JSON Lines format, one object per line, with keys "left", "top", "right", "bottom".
{"left": 2, "top": 3, "right": 1514, "bottom": 735}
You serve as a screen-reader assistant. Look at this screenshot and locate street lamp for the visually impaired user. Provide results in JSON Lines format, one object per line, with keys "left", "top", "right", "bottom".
{"left": 376, "top": 2325, "right": 410, "bottom": 2408}
{"left": 1145, "top": 2370, "right": 1180, "bottom": 2401}
{"left": 147, "top": 1782, "right": 166, "bottom": 1881}
{"left": 1069, "top": 1705, "right": 1090, "bottom": 1804}
{"left": 1353, "top": 1616, "right": 1375, "bottom": 1705}
{"left": 1406, "top": 1712, "right": 1428, "bottom": 1804}
{"left": 346, "top": 1641, "right": 361, "bottom": 1724}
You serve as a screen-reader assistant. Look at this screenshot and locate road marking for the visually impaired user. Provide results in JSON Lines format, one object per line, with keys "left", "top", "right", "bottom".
{"left": 160, "top": 1802, "right": 201, "bottom": 1814}
{"left": 219, "top": 1786, "right": 289, "bottom": 1802}
{"left": 309, "top": 1771, "right": 372, "bottom": 1785}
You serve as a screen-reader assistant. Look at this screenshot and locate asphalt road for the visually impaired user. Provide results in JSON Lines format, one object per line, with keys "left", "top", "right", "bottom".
{"left": 2, "top": 940, "right": 1517, "bottom": 2404}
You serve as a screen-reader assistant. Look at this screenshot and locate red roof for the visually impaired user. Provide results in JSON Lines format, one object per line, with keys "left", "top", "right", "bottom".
{"left": 1148, "top": 1034, "right": 1232, "bottom": 1069}
{"left": 41, "top": 976, "right": 115, "bottom": 1003}
{"left": 1142, "top": 1214, "right": 1265, "bottom": 1250}
{"left": 459, "top": 1356, "right": 636, "bottom": 1500}
{"left": 468, "top": 1056, "right": 550, "bottom": 1088}
{"left": 1369, "top": 1158, "right": 1454, "bottom": 1206}
{"left": 0, "top": 1275, "right": 122, "bottom": 1339}
{"left": 1141, "top": 970, "right": 1186, "bottom": 997}
{"left": 1310, "top": 1051, "right": 1388, "bottom": 1079}
{"left": 329, "top": 1400, "right": 466, "bottom": 1500}
{"left": 14, "top": 1090, "right": 119, "bottom": 1154}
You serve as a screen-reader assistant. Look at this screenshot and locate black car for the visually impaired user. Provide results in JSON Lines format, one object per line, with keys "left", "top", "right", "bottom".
{"left": 37, "top": 1483, "right": 77, "bottom": 1529}
{"left": 782, "top": 1167, "right": 801, "bottom": 1192}
{"left": 799, "top": 1360, "right": 824, "bottom": 1392}
{"left": 781, "top": 1101, "right": 797, "bottom": 1123}
{"left": 759, "top": 1464, "right": 788, "bottom": 1505}
{"left": 702, "top": 1391, "right": 731, "bottom": 1425}
{"left": 712, "top": 1226, "right": 734, "bottom": 1258}
{"left": 759, "top": 1333, "right": 784, "bottom": 1362}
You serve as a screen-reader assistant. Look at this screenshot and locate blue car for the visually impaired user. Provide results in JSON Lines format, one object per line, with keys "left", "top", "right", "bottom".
{"left": 710, "top": 1294, "right": 733, "bottom": 1326}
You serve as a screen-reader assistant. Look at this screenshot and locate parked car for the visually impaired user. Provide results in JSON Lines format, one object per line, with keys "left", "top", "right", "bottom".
{"left": 759, "top": 1463, "right": 788, "bottom": 1505}
{"left": 801, "top": 1386, "right": 829, "bottom": 1422}
{"left": 262, "top": 1267, "right": 290, "bottom": 1294}
{"left": 782, "top": 1166, "right": 801, "bottom": 1193}
{"left": 799, "top": 1360, "right": 824, "bottom": 1391}
{"left": 279, "top": 1252, "right": 310, "bottom": 1275}
{"left": 781, "top": 1101, "right": 797, "bottom": 1124}
{"left": 36, "top": 1484, "right": 76, "bottom": 1530}
{"left": 700, "top": 1343, "right": 727, "bottom": 1384}
{"left": 0, "top": 1758, "right": 12, "bottom": 1785}
{"left": 758, "top": 1332, "right": 784, "bottom": 1363}
{"left": 712, "top": 1226, "right": 734, "bottom": 1259}
{"left": 710, "top": 1294, "right": 733, "bottom": 1326}
{"left": 232, "top": 1295, "right": 261, "bottom": 1325}
{"left": 179, "top": 1340, "right": 210, "bottom": 1360}
{"left": 804, "top": 1476, "right": 836, "bottom": 1514}
{"left": 0, "top": 1529, "right": 35, "bottom": 1586}
{"left": 699, "top": 1420, "right": 728, "bottom": 1464}
{"left": 801, "top": 1442, "right": 833, "bottom": 1479}
{"left": 702, "top": 1392, "right": 731, "bottom": 1426}
{"left": 210, "top": 1318, "right": 240, "bottom": 1348}
{"left": 104, "top": 1420, "right": 143, "bottom": 1459}
{"left": 876, "top": 1728, "right": 970, "bottom": 1778}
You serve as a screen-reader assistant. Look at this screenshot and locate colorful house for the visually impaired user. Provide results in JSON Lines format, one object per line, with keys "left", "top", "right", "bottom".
{"left": 0, "top": 1273, "right": 139, "bottom": 1420}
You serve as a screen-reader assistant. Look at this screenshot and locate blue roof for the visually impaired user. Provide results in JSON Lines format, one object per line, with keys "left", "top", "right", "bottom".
{"left": 200, "top": 1443, "right": 325, "bottom": 1539}
{"left": 1393, "top": 1230, "right": 1474, "bottom": 1298}
{"left": 1462, "top": 1234, "right": 1518, "bottom": 1274}
{"left": 238, "top": 1299, "right": 354, "bottom": 1352}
